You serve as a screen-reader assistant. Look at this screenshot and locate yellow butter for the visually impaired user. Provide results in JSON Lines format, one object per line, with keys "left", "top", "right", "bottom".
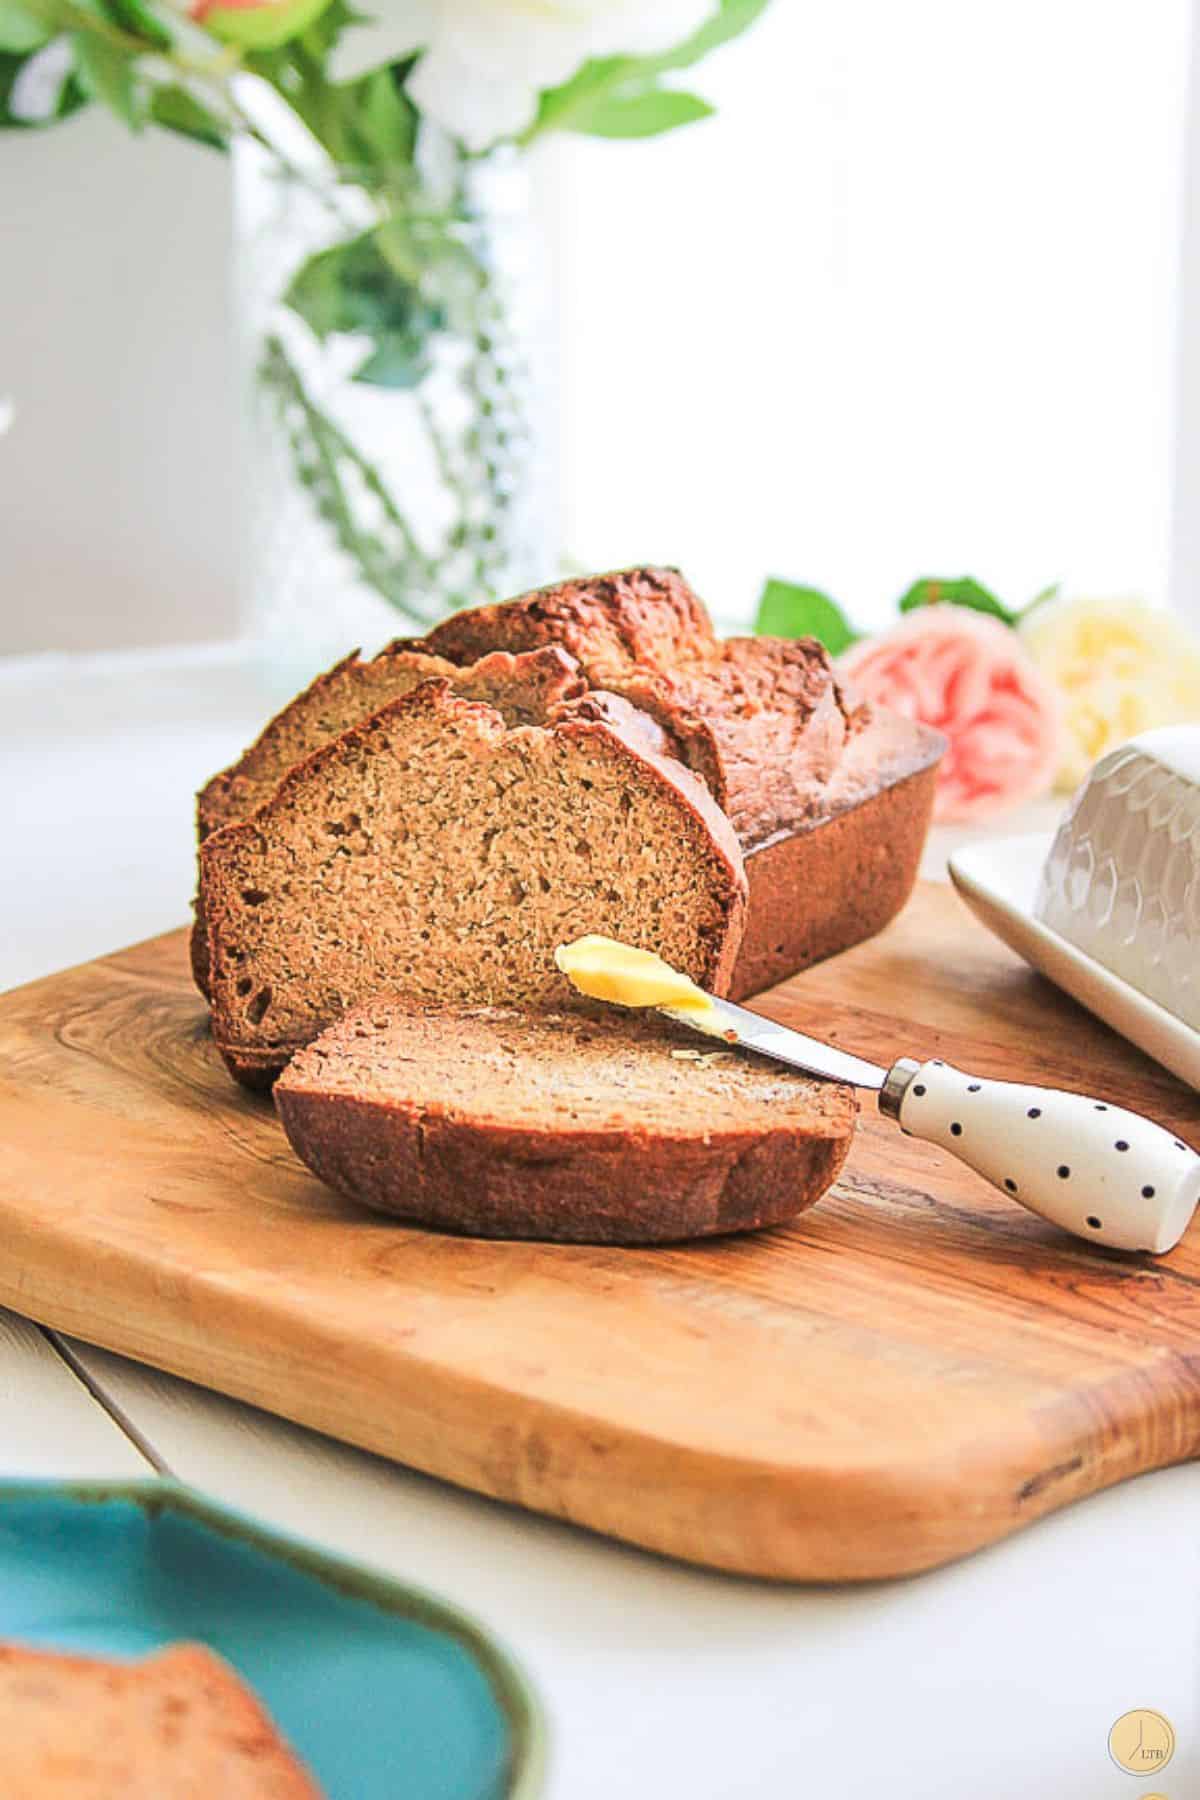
{"left": 554, "top": 935, "right": 714, "bottom": 1013}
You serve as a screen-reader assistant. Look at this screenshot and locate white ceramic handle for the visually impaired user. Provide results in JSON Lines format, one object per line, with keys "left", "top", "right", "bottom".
{"left": 893, "top": 1059, "right": 1200, "bottom": 1252}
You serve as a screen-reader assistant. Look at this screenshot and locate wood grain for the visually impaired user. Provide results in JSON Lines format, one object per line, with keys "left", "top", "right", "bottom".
{"left": 0, "top": 885, "right": 1197, "bottom": 1582}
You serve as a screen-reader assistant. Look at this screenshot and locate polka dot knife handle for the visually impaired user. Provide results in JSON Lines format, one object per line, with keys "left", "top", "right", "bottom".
{"left": 889, "top": 1059, "right": 1200, "bottom": 1252}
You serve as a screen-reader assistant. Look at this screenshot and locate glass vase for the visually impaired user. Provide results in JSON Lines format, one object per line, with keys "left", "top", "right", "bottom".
{"left": 233, "top": 136, "right": 557, "bottom": 692}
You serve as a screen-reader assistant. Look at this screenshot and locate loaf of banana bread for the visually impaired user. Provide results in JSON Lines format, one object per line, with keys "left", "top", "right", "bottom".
{"left": 424, "top": 566, "right": 945, "bottom": 992}
{"left": 195, "top": 566, "right": 943, "bottom": 1054}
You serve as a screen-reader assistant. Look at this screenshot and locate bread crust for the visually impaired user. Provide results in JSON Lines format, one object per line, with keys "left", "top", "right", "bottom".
{"left": 423, "top": 566, "right": 942, "bottom": 849}
{"left": 203, "top": 680, "right": 748, "bottom": 1087}
{"left": 197, "top": 641, "right": 433, "bottom": 843}
{"left": 424, "top": 565, "right": 711, "bottom": 672}
{"left": 734, "top": 752, "right": 941, "bottom": 998}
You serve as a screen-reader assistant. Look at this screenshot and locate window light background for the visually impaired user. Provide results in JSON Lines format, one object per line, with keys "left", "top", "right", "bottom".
{"left": 544, "top": 0, "right": 1193, "bottom": 628}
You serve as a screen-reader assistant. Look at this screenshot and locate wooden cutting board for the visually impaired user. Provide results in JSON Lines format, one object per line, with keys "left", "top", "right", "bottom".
{"left": 1, "top": 885, "right": 1198, "bottom": 1583}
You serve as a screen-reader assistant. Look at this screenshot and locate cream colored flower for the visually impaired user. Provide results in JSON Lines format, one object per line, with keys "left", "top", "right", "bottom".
{"left": 1018, "top": 596, "right": 1200, "bottom": 790}
{"left": 385, "top": 0, "right": 717, "bottom": 149}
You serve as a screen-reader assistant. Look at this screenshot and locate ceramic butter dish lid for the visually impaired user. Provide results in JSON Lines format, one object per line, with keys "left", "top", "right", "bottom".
{"left": 1035, "top": 727, "right": 1200, "bottom": 1030}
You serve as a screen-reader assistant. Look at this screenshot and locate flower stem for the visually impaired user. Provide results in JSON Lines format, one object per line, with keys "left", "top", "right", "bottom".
{"left": 258, "top": 333, "right": 444, "bottom": 624}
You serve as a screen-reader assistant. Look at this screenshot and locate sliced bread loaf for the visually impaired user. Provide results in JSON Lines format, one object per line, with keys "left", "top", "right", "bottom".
{"left": 424, "top": 566, "right": 945, "bottom": 992}
{"left": 275, "top": 999, "right": 856, "bottom": 1242}
{"left": 191, "top": 644, "right": 586, "bottom": 995}
{"left": 422, "top": 565, "right": 874, "bottom": 846}
{"left": 200, "top": 680, "right": 747, "bottom": 1087}
{"left": 0, "top": 1640, "right": 322, "bottom": 1798}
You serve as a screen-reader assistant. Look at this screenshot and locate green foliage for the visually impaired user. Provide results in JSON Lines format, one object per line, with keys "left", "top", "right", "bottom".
{"left": 198, "top": 0, "right": 334, "bottom": 53}
{"left": 755, "top": 572, "right": 1067, "bottom": 643}
{"left": 0, "top": 0, "right": 771, "bottom": 155}
{"left": 896, "top": 575, "right": 1017, "bottom": 626}
{"left": 338, "top": 61, "right": 416, "bottom": 167}
{"left": 283, "top": 225, "right": 446, "bottom": 388}
{"left": 299, "top": 0, "right": 367, "bottom": 56}
{"left": 259, "top": 332, "right": 443, "bottom": 619}
{"left": 0, "top": 2, "right": 52, "bottom": 53}
{"left": 71, "top": 28, "right": 140, "bottom": 124}
{"left": 97, "top": 0, "right": 167, "bottom": 51}
{"left": 564, "top": 88, "right": 713, "bottom": 138}
{"left": 149, "top": 81, "right": 226, "bottom": 148}
{"left": 638, "top": 0, "right": 773, "bottom": 74}
{"left": 754, "top": 579, "right": 859, "bottom": 653}
{"left": 528, "top": 0, "right": 770, "bottom": 140}
{"left": 1, "top": 0, "right": 775, "bottom": 620}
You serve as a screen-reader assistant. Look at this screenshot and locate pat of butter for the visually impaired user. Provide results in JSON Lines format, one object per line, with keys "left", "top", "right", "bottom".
{"left": 554, "top": 936, "right": 714, "bottom": 1013}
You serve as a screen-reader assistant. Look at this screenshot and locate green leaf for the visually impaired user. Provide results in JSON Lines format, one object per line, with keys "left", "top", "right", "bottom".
{"left": 754, "top": 579, "right": 859, "bottom": 653}
{"left": 97, "top": 0, "right": 167, "bottom": 48}
{"left": 70, "top": 28, "right": 141, "bottom": 125}
{"left": 1020, "top": 581, "right": 1060, "bottom": 620}
{"left": 529, "top": 64, "right": 713, "bottom": 139}
{"left": 526, "top": 55, "right": 627, "bottom": 136}
{"left": 337, "top": 60, "right": 416, "bottom": 168}
{"left": 0, "top": 2, "right": 52, "bottom": 53}
{"left": 284, "top": 226, "right": 444, "bottom": 383}
{"left": 560, "top": 87, "right": 713, "bottom": 138}
{"left": 198, "top": 0, "right": 334, "bottom": 53}
{"left": 284, "top": 230, "right": 404, "bottom": 340}
{"left": 636, "top": 0, "right": 773, "bottom": 75}
{"left": 528, "top": 0, "right": 770, "bottom": 140}
{"left": 0, "top": 42, "right": 87, "bottom": 124}
{"left": 352, "top": 336, "right": 428, "bottom": 388}
{"left": 258, "top": 332, "right": 442, "bottom": 622}
{"left": 896, "top": 575, "right": 1016, "bottom": 626}
{"left": 297, "top": 0, "right": 363, "bottom": 58}
{"left": 149, "top": 80, "right": 225, "bottom": 147}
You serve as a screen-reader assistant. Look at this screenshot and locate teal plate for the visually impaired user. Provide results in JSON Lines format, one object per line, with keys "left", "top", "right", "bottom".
{"left": 0, "top": 1479, "right": 544, "bottom": 1799}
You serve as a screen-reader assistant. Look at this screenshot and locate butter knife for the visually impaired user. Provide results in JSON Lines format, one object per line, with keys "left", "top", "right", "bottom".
{"left": 661, "top": 994, "right": 1200, "bottom": 1254}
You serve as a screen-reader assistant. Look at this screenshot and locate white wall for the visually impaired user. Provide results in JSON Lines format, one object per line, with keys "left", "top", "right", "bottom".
{"left": 0, "top": 113, "right": 237, "bottom": 655}
{"left": 0, "top": 0, "right": 1192, "bottom": 653}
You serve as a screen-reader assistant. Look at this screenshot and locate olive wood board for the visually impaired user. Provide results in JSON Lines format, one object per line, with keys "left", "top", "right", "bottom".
{"left": 1, "top": 884, "right": 1198, "bottom": 1583}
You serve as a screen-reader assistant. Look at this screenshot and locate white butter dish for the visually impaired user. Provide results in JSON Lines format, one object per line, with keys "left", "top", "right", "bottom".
{"left": 1035, "top": 728, "right": 1200, "bottom": 1030}
{"left": 950, "top": 833, "right": 1200, "bottom": 1090}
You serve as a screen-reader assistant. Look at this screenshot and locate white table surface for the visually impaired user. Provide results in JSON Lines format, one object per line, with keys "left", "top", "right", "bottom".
{"left": 0, "top": 642, "right": 1195, "bottom": 1800}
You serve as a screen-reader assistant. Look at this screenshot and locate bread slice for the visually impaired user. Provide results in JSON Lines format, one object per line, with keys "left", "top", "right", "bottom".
{"left": 197, "top": 642, "right": 586, "bottom": 842}
{"left": 191, "top": 644, "right": 587, "bottom": 996}
{"left": 275, "top": 999, "right": 857, "bottom": 1242}
{"left": 423, "top": 565, "right": 879, "bottom": 846}
{"left": 0, "top": 1640, "right": 323, "bottom": 1797}
{"left": 200, "top": 681, "right": 747, "bottom": 1087}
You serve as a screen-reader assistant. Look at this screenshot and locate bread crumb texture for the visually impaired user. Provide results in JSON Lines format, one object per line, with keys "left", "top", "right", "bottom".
{"left": 202, "top": 682, "right": 745, "bottom": 1078}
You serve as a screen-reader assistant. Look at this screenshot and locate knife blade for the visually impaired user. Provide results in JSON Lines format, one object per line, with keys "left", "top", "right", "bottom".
{"left": 662, "top": 996, "right": 889, "bottom": 1091}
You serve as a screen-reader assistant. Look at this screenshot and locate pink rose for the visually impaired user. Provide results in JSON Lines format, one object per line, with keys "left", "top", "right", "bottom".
{"left": 839, "top": 608, "right": 1061, "bottom": 822}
